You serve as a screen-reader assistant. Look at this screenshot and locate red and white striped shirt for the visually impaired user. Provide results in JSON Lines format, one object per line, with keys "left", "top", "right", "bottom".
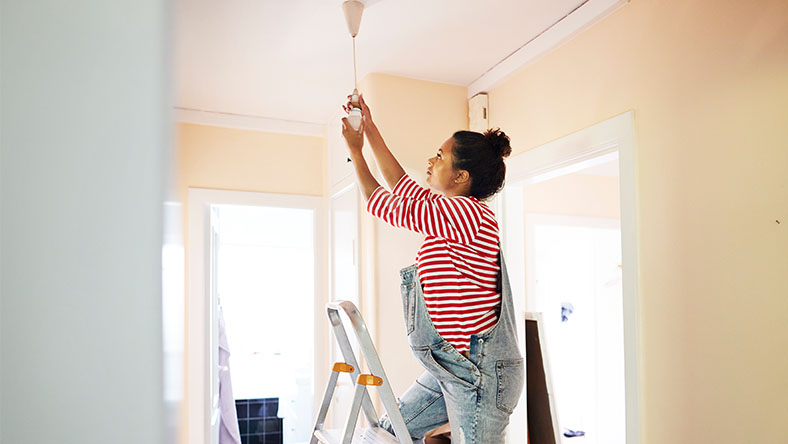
{"left": 367, "top": 175, "right": 501, "bottom": 352}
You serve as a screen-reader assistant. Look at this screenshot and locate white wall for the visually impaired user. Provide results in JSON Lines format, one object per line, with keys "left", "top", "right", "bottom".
{"left": 0, "top": 1, "right": 173, "bottom": 443}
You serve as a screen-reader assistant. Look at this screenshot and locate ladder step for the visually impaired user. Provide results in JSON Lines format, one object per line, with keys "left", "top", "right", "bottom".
{"left": 314, "top": 428, "right": 400, "bottom": 444}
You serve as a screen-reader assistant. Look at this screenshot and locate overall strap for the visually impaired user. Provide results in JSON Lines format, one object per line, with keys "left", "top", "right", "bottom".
{"left": 496, "top": 245, "right": 518, "bottom": 329}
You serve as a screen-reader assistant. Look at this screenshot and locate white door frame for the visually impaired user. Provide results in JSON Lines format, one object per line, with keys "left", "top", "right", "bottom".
{"left": 495, "top": 111, "right": 640, "bottom": 444}
{"left": 187, "top": 188, "right": 326, "bottom": 444}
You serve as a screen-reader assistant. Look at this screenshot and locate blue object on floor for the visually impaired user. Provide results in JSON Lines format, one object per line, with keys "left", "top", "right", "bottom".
{"left": 563, "top": 428, "right": 585, "bottom": 437}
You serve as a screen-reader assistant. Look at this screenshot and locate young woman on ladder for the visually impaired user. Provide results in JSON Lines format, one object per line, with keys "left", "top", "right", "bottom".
{"left": 341, "top": 95, "right": 524, "bottom": 443}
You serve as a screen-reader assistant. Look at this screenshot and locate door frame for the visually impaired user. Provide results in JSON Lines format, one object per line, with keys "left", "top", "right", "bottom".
{"left": 495, "top": 111, "right": 641, "bottom": 444}
{"left": 187, "top": 188, "right": 326, "bottom": 444}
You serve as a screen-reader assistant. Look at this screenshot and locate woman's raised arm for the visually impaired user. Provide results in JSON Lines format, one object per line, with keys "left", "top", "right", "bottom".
{"left": 344, "top": 95, "right": 406, "bottom": 189}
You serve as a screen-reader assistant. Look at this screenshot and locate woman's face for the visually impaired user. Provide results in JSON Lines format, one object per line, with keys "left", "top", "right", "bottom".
{"left": 426, "top": 137, "right": 465, "bottom": 196}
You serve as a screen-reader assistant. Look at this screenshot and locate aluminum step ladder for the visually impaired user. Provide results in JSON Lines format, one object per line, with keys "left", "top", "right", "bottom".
{"left": 310, "top": 300, "right": 413, "bottom": 444}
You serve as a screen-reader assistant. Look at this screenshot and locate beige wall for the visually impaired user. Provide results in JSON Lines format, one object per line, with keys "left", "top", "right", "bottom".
{"left": 490, "top": 0, "right": 788, "bottom": 442}
{"left": 177, "top": 123, "right": 324, "bottom": 196}
{"left": 360, "top": 73, "right": 469, "bottom": 173}
{"left": 176, "top": 123, "right": 325, "bottom": 444}
{"left": 524, "top": 173, "right": 621, "bottom": 219}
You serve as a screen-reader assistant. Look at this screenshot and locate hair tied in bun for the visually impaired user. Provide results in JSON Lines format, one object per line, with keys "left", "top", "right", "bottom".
{"left": 483, "top": 128, "right": 512, "bottom": 159}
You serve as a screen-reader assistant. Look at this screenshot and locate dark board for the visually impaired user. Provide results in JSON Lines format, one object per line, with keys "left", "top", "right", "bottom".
{"left": 526, "top": 318, "right": 557, "bottom": 444}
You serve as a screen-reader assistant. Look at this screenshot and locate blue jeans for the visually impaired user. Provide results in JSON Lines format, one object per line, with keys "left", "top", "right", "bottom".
{"left": 381, "top": 254, "right": 524, "bottom": 444}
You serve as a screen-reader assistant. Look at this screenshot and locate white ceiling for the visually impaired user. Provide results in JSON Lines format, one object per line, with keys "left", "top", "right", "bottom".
{"left": 175, "top": 0, "right": 620, "bottom": 132}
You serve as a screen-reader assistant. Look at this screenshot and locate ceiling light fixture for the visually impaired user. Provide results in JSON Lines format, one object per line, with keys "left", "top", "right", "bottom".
{"left": 342, "top": 0, "right": 365, "bottom": 131}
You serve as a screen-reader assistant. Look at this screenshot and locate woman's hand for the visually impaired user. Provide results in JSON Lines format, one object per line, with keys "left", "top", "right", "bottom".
{"left": 358, "top": 94, "right": 372, "bottom": 122}
{"left": 342, "top": 94, "right": 405, "bottom": 188}
{"left": 341, "top": 116, "right": 365, "bottom": 155}
{"left": 343, "top": 94, "right": 373, "bottom": 126}
{"left": 340, "top": 113, "right": 380, "bottom": 202}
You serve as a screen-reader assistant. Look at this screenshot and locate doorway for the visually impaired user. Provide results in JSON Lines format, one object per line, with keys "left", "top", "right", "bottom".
{"left": 188, "top": 189, "right": 326, "bottom": 444}
{"left": 214, "top": 203, "right": 316, "bottom": 443}
{"left": 496, "top": 112, "right": 640, "bottom": 444}
{"left": 524, "top": 160, "right": 624, "bottom": 443}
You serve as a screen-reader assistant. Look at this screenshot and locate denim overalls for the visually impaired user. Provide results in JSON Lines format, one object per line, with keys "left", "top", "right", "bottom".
{"left": 381, "top": 249, "right": 524, "bottom": 444}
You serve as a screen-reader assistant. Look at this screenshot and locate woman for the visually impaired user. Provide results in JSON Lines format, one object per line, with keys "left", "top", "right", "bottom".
{"left": 341, "top": 95, "right": 523, "bottom": 443}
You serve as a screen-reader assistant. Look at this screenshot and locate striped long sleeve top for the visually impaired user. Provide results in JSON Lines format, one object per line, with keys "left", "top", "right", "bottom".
{"left": 367, "top": 174, "right": 501, "bottom": 352}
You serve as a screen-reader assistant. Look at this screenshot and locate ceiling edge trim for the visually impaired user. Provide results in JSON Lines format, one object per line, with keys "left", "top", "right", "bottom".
{"left": 467, "top": 0, "right": 627, "bottom": 98}
{"left": 176, "top": 108, "right": 326, "bottom": 138}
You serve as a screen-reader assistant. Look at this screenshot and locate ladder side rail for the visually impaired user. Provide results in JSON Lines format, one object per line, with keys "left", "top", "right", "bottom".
{"left": 341, "top": 382, "right": 368, "bottom": 444}
{"left": 310, "top": 369, "right": 341, "bottom": 444}
{"left": 328, "top": 301, "right": 414, "bottom": 444}
{"left": 327, "top": 308, "right": 380, "bottom": 428}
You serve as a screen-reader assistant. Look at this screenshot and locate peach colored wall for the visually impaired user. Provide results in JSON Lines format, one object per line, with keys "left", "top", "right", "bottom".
{"left": 176, "top": 123, "right": 324, "bottom": 444}
{"left": 177, "top": 123, "right": 324, "bottom": 196}
{"left": 489, "top": 0, "right": 788, "bottom": 442}
{"left": 524, "top": 173, "right": 621, "bottom": 219}
{"left": 360, "top": 73, "right": 469, "bottom": 173}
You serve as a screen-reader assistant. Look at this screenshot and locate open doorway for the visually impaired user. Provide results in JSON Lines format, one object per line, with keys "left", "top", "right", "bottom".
{"left": 524, "top": 153, "right": 624, "bottom": 443}
{"left": 496, "top": 112, "right": 640, "bottom": 444}
{"left": 214, "top": 203, "right": 316, "bottom": 444}
{"left": 188, "top": 189, "right": 325, "bottom": 444}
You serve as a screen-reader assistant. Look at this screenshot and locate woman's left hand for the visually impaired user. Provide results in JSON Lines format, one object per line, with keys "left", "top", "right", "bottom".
{"left": 341, "top": 116, "right": 365, "bottom": 155}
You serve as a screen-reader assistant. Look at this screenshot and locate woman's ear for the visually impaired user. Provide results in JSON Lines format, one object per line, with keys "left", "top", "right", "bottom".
{"left": 454, "top": 169, "right": 470, "bottom": 184}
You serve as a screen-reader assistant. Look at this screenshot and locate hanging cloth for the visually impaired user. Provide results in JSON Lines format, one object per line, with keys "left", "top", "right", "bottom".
{"left": 218, "top": 306, "right": 242, "bottom": 444}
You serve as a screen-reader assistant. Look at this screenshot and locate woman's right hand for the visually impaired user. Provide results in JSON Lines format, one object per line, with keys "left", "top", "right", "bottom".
{"left": 343, "top": 94, "right": 373, "bottom": 125}
{"left": 341, "top": 116, "right": 365, "bottom": 155}
{"left": 341, "top": 94, "right": 404, "bottom": 189}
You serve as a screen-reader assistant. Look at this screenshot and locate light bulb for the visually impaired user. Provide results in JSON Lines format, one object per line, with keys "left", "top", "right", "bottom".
{"left": 348, "top": 107, "right": 362, "bottom": 130}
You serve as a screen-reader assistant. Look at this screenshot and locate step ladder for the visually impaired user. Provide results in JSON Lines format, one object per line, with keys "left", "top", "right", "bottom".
{"left": 310, "top": 300, "right": 413, "bottom": 444}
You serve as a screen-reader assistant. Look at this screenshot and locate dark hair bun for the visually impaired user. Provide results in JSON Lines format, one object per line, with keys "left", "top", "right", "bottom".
{"left": 483, "top": 128, "right": 512, "bottom": 159}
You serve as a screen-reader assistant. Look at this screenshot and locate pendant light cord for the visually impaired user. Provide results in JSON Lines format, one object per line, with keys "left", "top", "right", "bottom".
{"left": 352, "top": 37, "right": 358, "bottom": 89}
